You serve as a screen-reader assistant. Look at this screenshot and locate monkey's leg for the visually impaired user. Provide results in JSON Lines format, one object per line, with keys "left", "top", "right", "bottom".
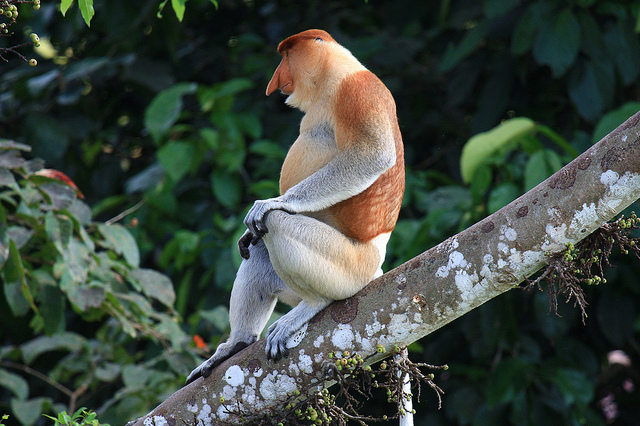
{"left": 186, "top": 239, "right": 297, "bottom": 384}
{"left": 261, "top": 210, "right": 381, "bottom": 360}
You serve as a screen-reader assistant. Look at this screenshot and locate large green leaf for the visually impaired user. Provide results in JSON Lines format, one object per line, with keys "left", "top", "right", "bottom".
{"left": 130, "top": 268, "right": 176, "bottom": 308}
{"left": 157, "top": 141, "right": 196, "bottom": 182}
{"left": 21, "top": 332, "right": 87, "bottom": 364}
{"left": 212, "top": 170, "right": 241, "bottom": 208}
{"left": 484, "top": 0, "right": 518, "bottom": 18}
{"left": 67, "top": 282, "right": 106, "bottom": 311}
{"left": 488, "top": 182, "right": 520, "bottom": 214}
{"left": 532, "top": 8, "right": 580, "bottom": 76}
{"left": 10, "top": 397, "right": 53, "bottom": 426}
{"left": 97, "top": 223, "right": 140, "bottom": 267}
{"left": 2, "top": 240, "right": 35, "bottom": 315}
{"left": 144, "top": 82, "right": 197, "bottom": 144}
{"left": 569, "top": 59, "right": 615, "bottom": 122}
{"left": 551, "top": 369, "right": 594, "bottom": 406}
{"left": 592, "top": 102, "right": 640, "bottom": 144}
{"left": 524, "top": 149, "right": 563, "bottom": 191}
{"left": 0, "top": 369, "right": 29, "bottom": 400}
{"left": 460, "top": 117, "right": 536, "bottom": 183}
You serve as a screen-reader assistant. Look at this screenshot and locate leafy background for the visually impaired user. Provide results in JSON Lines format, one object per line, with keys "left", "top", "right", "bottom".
{"left": 1, "top": 0, "right": 640, "bottom": 424}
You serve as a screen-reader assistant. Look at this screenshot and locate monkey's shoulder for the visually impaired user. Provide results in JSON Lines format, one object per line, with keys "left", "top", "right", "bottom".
{"left": 335, "top": 71, "right": 395, "bottom": 111}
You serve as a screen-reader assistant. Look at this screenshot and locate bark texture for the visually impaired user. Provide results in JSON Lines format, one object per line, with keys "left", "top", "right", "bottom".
{"left": 130, "top": 111, "right": 640, "bottom": 425}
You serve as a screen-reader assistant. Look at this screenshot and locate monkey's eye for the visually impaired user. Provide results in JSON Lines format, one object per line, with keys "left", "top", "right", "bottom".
{"left": 315, "top": 37, "right": 323, "bottom": 42}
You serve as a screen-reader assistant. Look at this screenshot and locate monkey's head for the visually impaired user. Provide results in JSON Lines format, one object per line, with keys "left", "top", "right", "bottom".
{"left": 266, "top": 30, "right": 361, "bottom": 111}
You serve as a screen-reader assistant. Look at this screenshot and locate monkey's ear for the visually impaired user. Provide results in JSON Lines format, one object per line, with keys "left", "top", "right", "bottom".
{"left": 266, "top": 56, "right": 293, "bottom": 96}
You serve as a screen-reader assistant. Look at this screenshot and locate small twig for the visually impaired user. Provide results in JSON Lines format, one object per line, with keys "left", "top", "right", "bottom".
{"left": 1, "top": 360, "right": 74, "bottom": 398}
{"left": 105, "top": 199, "right": 145, "bottom": 225}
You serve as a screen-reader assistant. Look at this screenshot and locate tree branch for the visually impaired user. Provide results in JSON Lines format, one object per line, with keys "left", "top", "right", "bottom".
{"left": 129, "top": 111, "right": 640, "bottom": 425}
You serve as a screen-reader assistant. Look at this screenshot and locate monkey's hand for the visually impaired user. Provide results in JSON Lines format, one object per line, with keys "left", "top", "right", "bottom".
{"left": 185, "top": 339, "right": 253, "bottom": 385}
{"left": 243, "top": 197, "right": 294, "bottom": 240}
{"left": 238, "top": 230, "right": 254, "bottom": 259}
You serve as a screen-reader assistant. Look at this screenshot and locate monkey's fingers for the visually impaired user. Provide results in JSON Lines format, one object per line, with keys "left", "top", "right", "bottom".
{"left": 238, "top": 231, "right": 254, "bottom": 259}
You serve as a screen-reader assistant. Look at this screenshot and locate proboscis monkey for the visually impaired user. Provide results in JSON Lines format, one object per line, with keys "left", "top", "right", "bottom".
{"left": 186, "top": 29, "right": 404, "bottom": 384}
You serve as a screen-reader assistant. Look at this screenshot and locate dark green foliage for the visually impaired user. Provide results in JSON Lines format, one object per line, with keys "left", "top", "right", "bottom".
{"left": 1, "top": 0, "right": 640, "bottom": 424}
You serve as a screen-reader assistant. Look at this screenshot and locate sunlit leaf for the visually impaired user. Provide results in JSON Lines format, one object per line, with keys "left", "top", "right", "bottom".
{"left": 460, "top": 117, "right": 536, "bottom": 183}
{"left": 60, "top": 0, "right": 74, "bottom": 16}
{"left": 171, "top": 0, "right": 187, "bottom": 21}
{"left": 78, "top": 0, "right": 95, "bottom": 26}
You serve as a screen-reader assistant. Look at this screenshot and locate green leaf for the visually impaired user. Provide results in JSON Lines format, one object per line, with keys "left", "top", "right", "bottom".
{"left": 171, "top": 0, "right": 187, "bottom": 21}
{"left": 60, "top": 0, "right": 74, "bottom": 16}
{"left": 144, "top": 82, "right": 197, "bottom": 143}
{"left": 592, "top": 102, "right": 640, "bottom": 144}
{"left": 603, "top": 25, "right": 640, "bottom": 86}
{"left": 0, "top": 223, "right": 9, "bottom": 271}
{"left": 198, "top": 305, "right": 230, "bottom": 332}
{"left": 130, "top": 268, "right": 176, "bottom": 307}
{"left": 552, "top": 369, "right": 593, "bottom": 405}
{"left": 532, "top": 8, "right": 581, "bottom": 77}
{"left": 40, "top": 183, "right": 76, "bottom": 211}
{"left": 97, "top": 223, "right": 140, "bottom": 267}
{"left": 10, "top": 398, "right": 52, "bottom": 426}
{"left": 59, "top": 239, "right": 90, "bottom": 284}
{"left": 0, "top": 369, "right": 29, "bottom": 400}
{"left": 212, "top": 170, "right": 241, "bottom": 208}
{"left": 67, "top": 282, "right": 106, "bottom": 311}
{"left": 39, "top": 284, "right": 65, "bottom": 335}
{"left": 524, "top": 149, "right": 563, "bottom": 191}
{"left": 511, "top": 4, "right": 540, "bottom": 55}
{"left": 484, "top": 0, "right": 518, "bottom": 18}
{"left": 460, "top": 117, "right": 536, "bottom": 183}
{"left": 2, "top": 240, "right": 36, "bottom": 315}
{"left": 568, "top": 59, "right": 615, "bottom": 122}
{"left": 21, "top": 332, "right": 87, "bottom": 364}
{"left": 488, "top": 182, "right": 520, "bottom": 214}
{"left": 8, "top": 226, "right": 35, "bottom": 250}
{"left": 44, "top": 211, "right": 72, "bottom": 252}
{"left": 440, "top": 22, "right": 489, "bottom": 72}
{"left": 470, "top": 164, "right": 492, "bottom": 203}
{"left": 214, "top": 78, "right": 254, "bottom": 99}
{"left": 78, "top": 0, "right": 95, "bottom": 26}
{"left": 157, "top": 141, "right": 196, "bottom": 182}
{"left": 486, "top": 358, "right": 531, "bottom": 406}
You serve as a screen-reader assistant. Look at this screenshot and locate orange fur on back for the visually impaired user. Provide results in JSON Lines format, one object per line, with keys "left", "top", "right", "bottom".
{"left": 330, "top": 71, "right": 404, "bottom": 241}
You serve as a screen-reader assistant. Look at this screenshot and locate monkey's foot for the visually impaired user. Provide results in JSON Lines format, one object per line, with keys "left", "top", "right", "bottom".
{"left": 265, "top": 301, "right": 327, "bottom": 361}
{"left": 185, "top": 340, "right": 252, "bottom": 385}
